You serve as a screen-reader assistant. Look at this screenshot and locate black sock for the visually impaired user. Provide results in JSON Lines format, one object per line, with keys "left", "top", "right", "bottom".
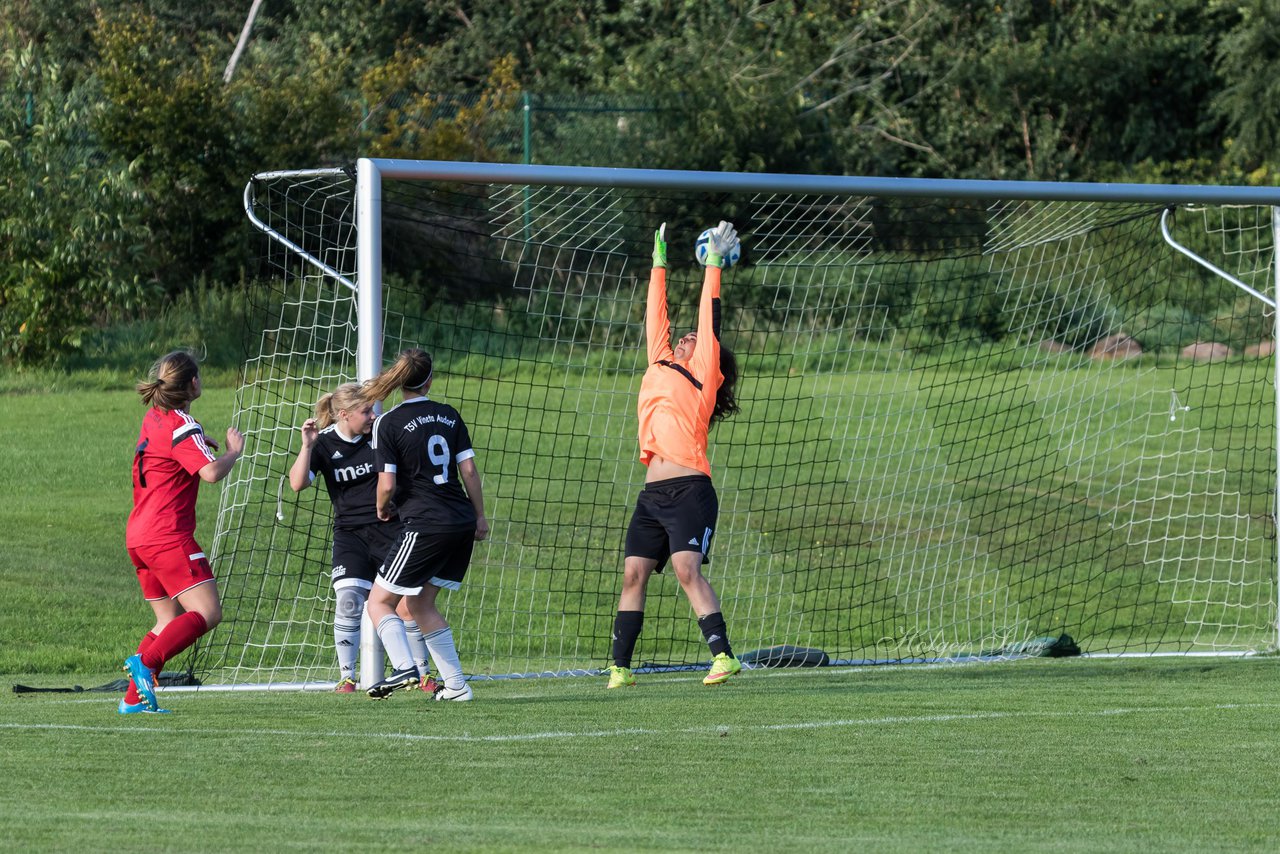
{"left": 611, "top": 610, "right": 644, "bottom": 668}
{"left": 697, "top": 612, "right": 733, "bottom": 657}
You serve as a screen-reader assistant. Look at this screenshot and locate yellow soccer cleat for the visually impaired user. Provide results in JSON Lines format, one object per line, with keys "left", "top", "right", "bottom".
{"left": 703, "top": 653, "right": 742, "bottom": 686}
{"left": 606, "top": 665, "right": 636, "bottom": 689}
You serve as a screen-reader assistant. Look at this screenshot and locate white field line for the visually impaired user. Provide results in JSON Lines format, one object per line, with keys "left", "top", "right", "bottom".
{"left": 3, "top": 702, "right": 1278, "bottom": 744}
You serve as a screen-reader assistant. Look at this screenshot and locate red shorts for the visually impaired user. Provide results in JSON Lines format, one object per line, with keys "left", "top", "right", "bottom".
{"left": 128, "top": 537, "right": 215, "bottom": 601}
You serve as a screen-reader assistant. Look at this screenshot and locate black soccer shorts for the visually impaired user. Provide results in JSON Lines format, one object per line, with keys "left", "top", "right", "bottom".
{"left": 624, "top": 474, "right": 719, "bottom": 573}
{"left": 331, "top": 522, "right": 399, "bottom": 589}
{"left": 376, "top": 526, "right": 476, "bottom": 595}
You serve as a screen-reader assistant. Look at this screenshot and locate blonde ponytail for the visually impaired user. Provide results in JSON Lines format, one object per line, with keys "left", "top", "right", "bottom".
{"left": 314, "top": 382, "right": 365, "bottom": 429}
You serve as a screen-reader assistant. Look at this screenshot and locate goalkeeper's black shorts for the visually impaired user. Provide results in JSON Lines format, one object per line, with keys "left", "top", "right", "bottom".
{"left": 624, "top": 474, "right": 718, "bottom": 573}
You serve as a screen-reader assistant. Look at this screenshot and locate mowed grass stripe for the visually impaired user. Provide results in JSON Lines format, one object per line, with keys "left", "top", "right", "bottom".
{"left": 5, "top": 699, "right": 1280, "bottom": 743}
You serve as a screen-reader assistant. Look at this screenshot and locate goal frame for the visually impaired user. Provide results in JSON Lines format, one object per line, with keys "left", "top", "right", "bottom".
{"left": 240, "top": 159, "right": 1280, "bottom": 688}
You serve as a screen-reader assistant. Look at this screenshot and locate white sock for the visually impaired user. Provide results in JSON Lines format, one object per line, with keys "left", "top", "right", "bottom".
{"left": 424, "top": 626, "right": 465, "bottom": 690}
{"left": 334, "top": 618, "right": 360, "bottom": 680}
{"left": 404, "top": 620, "right": 432, "bottom": 677}
{"left": 333, "top": 587, "right": 367, "bottom": 681}
{"left": 374, "top": 614, "right": 415, "bottom": 673}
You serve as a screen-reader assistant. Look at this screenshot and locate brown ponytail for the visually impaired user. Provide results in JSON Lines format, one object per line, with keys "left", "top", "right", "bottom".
{"left": 314, "top": 382, "right": 366, "bottom": 429}
{"left": 362, "top": 348, "right": 434, "bottom": 403}
{"left": 137, "top": 350, "right": 200, "bottom": 411}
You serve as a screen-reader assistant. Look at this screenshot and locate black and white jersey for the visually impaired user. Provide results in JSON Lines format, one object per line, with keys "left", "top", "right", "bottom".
{"left": 372, "top": 397, "right": 477, "bottom": 531}
{"left": 308, "top": 427, "right": 380, "bottom": 529}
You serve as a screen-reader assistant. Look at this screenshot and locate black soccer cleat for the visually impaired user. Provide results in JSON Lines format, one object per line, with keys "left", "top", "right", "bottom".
{"left": 366, "top": 667, "right": 420, "bottom": 700}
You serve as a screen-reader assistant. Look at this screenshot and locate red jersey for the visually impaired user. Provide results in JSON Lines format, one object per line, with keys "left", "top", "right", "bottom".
{"left": 636, "top": 265, "right": 723, "bottom": 476}
{"left": 126, "top": 407, "right": 218, "bottom": 548}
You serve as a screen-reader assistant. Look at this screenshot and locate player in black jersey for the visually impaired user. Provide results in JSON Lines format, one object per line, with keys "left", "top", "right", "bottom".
{"left": 363, "top": 349, "right": 488, "bottom": 702}
{"left": 289, "top": 382, "right": 438, "bottom": 694}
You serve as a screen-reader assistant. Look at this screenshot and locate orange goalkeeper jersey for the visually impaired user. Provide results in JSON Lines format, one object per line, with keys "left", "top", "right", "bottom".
{"left": 636, "top": 265, "right": 723, "bottom": 476}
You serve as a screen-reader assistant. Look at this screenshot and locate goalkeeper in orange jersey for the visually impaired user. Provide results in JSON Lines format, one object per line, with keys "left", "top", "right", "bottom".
{"left": 607, "top": 221, "right": 743, "bottom": 689}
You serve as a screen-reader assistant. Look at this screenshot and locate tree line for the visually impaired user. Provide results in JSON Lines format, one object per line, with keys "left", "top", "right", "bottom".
{"left": 2, "top": 0, "right": 1276, "bottom": 366}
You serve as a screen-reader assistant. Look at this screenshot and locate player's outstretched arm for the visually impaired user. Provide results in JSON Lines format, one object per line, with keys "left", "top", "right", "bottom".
{"left": 646, "top": 223, "right": 674, "bottom": 364}
{"left": 287, "top": 418, "right": 318, "bottom": 492}
{"left": 690, "top": 222, "right": 737, "bottom": 385}
{"left": 700, "top": 221, "right": 738, "bottom": 269}
{"left": 651, "top": 222, "right": 668, "bottom": 270}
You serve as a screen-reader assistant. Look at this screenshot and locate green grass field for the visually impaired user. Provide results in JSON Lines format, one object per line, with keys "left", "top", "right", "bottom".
{"left": 3, "top": 658, "right": 1278, "bottom": 851}
{"left": 0, "top": 385, "right": 235, "bottom": 674}
{"left": 3, "top": 373, "right": 1279, "bottom": 850}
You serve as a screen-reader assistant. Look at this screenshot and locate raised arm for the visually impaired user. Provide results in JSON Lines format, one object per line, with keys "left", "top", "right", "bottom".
{"left": 646, "top": 224, "right": 674, "bottom": 365}
{"left": 688, "top": 221, "right": 736, "bottom": 397}
{"left": 689, "top": 264, "right": 723, "bottom": 402}
{"left": 287, "top": 418, "right": 319, "bottom": 492}
{"left": 198, "top": 426, "right": 245, "bottom": 484}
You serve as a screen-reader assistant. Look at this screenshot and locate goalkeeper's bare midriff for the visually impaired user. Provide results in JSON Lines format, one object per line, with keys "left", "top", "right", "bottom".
{"left": 645, "top": 455, "right": 706, "bottom": 483}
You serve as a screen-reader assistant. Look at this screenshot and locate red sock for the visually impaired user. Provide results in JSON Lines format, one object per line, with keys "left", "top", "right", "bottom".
{"left": 125, "top": 632, "right": 159, "bottom": 705}
{"left": 140, "top": 612, "right": 208, "bottom": 673}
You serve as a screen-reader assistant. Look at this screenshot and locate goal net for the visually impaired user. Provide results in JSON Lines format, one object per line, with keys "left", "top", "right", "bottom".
{"left": 195, "top": 163, "right": 1279, "bottom": 686}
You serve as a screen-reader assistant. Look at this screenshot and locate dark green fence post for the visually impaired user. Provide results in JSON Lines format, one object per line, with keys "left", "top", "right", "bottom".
{"left": 522, "top": 91, "right": 532, "bottom": 239}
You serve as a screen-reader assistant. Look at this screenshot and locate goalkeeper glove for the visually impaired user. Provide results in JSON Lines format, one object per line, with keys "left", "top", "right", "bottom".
{"left": 652, "top": 223, "right": 668, "bottom": 269}
{"left": 702, "top": 220, "right": 739, "bottom": 269}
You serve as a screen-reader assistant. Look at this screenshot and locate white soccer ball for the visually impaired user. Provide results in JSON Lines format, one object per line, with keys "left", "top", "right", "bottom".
{"left": 694, "top": 227, "right": 741, "bottom": 269}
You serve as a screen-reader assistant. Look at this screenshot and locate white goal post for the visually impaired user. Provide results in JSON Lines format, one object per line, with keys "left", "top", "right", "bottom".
{"left": 201, "top": 159, "right": 1280, "bottom": 689}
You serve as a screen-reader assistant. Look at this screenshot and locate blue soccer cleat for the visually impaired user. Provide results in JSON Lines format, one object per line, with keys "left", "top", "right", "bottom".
{"left": 118, "top": 698, "right": 171, "bottom": 715}
{"left": 123, "top": 654, "right": 158, "bottom": 711}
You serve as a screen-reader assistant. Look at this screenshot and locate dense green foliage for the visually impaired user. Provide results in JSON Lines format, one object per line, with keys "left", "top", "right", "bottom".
{"left": 0, "top": 41, "right": 153, "bottom": 365}
{"left": 2, "top": 0, "right": 1277, "bottom": 366}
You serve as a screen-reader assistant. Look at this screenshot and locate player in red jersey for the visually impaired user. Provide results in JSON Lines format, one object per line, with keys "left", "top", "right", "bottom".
{"left": 607, "top": 222, "right": 744, "bottom": 689}
{"left": 120, "top": 351, "right": 244, "bottom": 713}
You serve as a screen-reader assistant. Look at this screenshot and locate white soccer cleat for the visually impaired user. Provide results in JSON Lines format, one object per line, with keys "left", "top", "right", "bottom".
{"left": 433, "top": 682, "right": 473, "bottom": 702}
